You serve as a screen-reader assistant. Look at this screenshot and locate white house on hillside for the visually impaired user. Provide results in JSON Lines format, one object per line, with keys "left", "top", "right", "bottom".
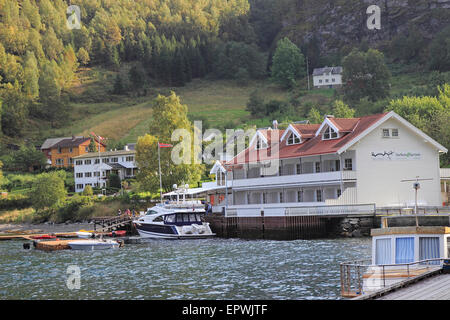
{"left": 312, "top": 66, "right": 343, "bottom": 89}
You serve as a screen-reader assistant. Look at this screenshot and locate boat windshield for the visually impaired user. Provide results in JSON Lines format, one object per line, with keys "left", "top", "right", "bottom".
{"left": 164, "top": 212, "right": 202, "bottom": 224}
{"left": 146, "top": 210, "right": 158, "bottom": 215}
{"left": 165, "top": 214, "right": 176, "bottom": 223}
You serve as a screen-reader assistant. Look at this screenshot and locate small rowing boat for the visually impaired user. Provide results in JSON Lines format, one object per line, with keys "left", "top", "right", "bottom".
{"left": 76, "top": 230, "right": 94, "bottom": 238}
{"left": 108, "top": 230, "right": 127, "bottom": 237}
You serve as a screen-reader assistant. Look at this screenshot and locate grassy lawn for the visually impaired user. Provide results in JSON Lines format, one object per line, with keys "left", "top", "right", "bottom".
{"left": 36, "top": 71, "right": 291, "bottom": 144}
{"left": 0, "top": 208, "right": 35, "bottom": 223}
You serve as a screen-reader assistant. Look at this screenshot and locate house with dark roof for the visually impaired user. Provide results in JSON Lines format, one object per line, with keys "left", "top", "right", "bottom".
{"left": 212, "top": 111, "right": 447, "bottom": 216}
{"left": 312, "top": 66, "right": 343, "bottom": 88}
{"left": 43, "top": 136, "right": 106, "bottom": 168}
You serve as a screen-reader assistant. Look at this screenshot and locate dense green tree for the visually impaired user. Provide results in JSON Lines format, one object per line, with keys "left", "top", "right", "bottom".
{"left": 3, "top": 145, "right": 47, "bottom": 172}
{"left": 271, "top": 37, "right": 305, "bottom": 88}
{"left": 77, "top": 47, "right": 90, "bottom": 66}
{"left": 31, "top": 171, "right": 67, "bottom": 211}
{"left": 0, "top": 82, "right": 29, "bottom": 136}
{"left": 37, "top": 62, "right": 64, "bottom": 126}
{"left": 332, "top": 100, "right": 355, "bottom": 118}
{"left": 108, "top": 173, "right": 121, "bottom": 189}
{"left": 342, "top": 49, "right": 391, "bottom": 102}
{"left": 136, "top": 92, "right": 204, "bottom": 193}
{"left": 22, "top": 51, "right": 40, "bottom": 100}
{"left": 112, "top": 74, "right": 126, "bottom": 94}
{"left": 42, "top": 27, "right": 64, "bottom": 61}
{"left": 82, "top": 184, "right": 94, "bottom": 196}
{"left": 428, "top": 26, "right": 450, "bottom": 72}
{"left": 307, "top": 107, "right": 322, "bottom": 124}
{"left": 129, "top": 64, "right": 146, "bottom": 89}
{"left": 387, "top": 84, "right": 450, "bottom": 166}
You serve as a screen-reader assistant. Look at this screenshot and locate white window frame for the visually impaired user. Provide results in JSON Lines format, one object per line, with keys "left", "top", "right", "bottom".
{"left": 391, "top": 128, "right": 399, "bottom": 137}
{"left": 255, "top": 138, "right": 268, "bottom": 150}
{"left": 323, "top": 126, "right": 339, "bottom": 140}
{"left": 287, "top": 132, "right": 301, "bottom": 145}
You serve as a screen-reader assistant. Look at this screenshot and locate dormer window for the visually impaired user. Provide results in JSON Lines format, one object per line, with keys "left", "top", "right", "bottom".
{"left": 323, "top": 126, "right": 338, "bottom": 140}
{"left": 287, "top": 133, "right": 301, "bottom": 145}
{"left": 255, "top": 138, "right": 267, "bottom": 150}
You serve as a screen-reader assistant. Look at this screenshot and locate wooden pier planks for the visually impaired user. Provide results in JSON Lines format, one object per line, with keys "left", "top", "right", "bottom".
{"left": 376, "top": 273, "right": 450, "bottom": 300}
{"left": 0, "top": 232, "right": 78, "bottom": 241}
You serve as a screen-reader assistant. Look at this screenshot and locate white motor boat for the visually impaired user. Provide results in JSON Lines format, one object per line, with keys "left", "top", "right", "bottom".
{"left": 133, "top": 202, "right": 215, "bottom": 239}
{"left": 68, "top": 239, "right": 120, "bottom": 250}
{"left": 76, "top": 231, "right": 93, "bottom": 239}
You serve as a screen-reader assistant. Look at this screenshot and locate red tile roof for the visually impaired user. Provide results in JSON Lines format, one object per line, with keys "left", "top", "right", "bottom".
{"left": 227, "top": 112, "right": 388, "bottom": 165}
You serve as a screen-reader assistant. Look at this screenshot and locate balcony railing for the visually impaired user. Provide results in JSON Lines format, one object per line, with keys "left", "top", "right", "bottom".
{"left": 231, "top": 170, "right": 356, "bottom": 189}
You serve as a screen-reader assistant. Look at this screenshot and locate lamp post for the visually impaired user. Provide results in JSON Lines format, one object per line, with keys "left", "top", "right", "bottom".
{"left": 401, "top": 176, "right": 433, "bottom": 226}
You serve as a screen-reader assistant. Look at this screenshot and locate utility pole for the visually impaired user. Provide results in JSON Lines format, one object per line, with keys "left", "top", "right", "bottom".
{"left": 158, "top": 141, "right": 163, "bottom": 204}
{"left": 306, "top": 56, "right": 310, "bottom": 91}
{"left": 401, "top": 176, "right": 433, "bottom": 226}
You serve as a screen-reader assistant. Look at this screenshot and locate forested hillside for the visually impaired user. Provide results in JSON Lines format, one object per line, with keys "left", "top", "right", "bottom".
{"left": 0, "top": 0, "right": 449, "bottom": 149}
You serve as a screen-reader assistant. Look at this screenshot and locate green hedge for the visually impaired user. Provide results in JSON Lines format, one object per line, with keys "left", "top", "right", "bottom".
{"left": 0, "top": 195, "right": 32, "bottom": 210}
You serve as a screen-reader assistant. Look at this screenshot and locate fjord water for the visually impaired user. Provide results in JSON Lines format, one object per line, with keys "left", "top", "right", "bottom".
{"left": 0, "top": 238, "right": 370, "bottom": 300}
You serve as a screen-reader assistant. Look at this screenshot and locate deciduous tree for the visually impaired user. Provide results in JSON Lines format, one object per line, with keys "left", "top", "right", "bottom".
{"left": 271, "top": 37, "right": 305, "bottom": 88}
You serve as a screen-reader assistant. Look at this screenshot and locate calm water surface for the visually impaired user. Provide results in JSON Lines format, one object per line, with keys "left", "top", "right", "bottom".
{"left": 0, "top": 237, "right": 370, "bottom": 300}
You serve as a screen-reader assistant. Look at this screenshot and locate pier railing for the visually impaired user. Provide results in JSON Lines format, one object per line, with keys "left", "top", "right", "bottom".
{"left": 225, "top": 203, "right": 376, "bottom": 217}
{"left": 375, "top": 206, "right": 450, "bottom": 216}
{"left": 340, "top": 258, "right": 447, "bottom": 298}
{"left": 286, "top": 204, "right": 375, "bottom": 217}
{"left": 92, "top": 214, "right": 133, "bottom": 232}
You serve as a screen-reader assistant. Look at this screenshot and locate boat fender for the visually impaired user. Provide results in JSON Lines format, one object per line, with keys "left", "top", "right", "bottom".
{"left": 32, "top": 240, "right": 37, "bottom": 248}
{"left": 23, "top": 243, "right": 31, "bottom": 250}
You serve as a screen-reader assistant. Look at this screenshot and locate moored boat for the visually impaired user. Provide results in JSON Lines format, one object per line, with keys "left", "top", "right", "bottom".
{"left": 76, "top": 230, "right": 94, "bottom": 238}
{"left": 108, "top": 230, "right": 127, "bottom": 237}
{"left": 30, "top": 235, "right": 57, "bottom": 240}
{"left": 133, "top": 202, "right": 215, "bottom": 239}
{"left": 68, "top": 239, "right": 121, "bottom": 250}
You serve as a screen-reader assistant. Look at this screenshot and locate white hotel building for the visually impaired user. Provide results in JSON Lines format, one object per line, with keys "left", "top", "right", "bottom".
{"left": 73, "top": 148, "right": 137, "bottom": 193}
{"left": 209, "top": 111, "right": 447, "bottom": 216}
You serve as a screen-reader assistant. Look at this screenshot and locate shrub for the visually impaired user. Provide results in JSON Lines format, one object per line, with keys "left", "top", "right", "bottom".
{"left": 82, "top": 185, "right": 94, "bottom": 196}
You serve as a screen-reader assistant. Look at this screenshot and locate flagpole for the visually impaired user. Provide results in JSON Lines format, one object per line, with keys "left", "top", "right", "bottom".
{"left": 158, "top": 142, "right": 163, "bottom": 204}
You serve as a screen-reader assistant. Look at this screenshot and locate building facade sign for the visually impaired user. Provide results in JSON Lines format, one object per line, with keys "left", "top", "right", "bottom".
{"left": 371, "top": 151, "right": 421, "bottom": 161}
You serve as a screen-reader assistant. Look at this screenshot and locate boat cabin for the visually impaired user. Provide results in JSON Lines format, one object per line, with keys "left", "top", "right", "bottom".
{"left": 144, "top": 210, "right": 204, "bottom": 226}
{"left": 371, "top": 226, "right": 450, "bottom": 265}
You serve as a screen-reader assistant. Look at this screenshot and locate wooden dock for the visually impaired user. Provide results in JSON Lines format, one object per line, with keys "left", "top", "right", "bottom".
{"left": 0, "top": 232, "right": 78, "bottom": 241}
{"left": 375, "top": 273, "right": 450, "bottom": 300}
